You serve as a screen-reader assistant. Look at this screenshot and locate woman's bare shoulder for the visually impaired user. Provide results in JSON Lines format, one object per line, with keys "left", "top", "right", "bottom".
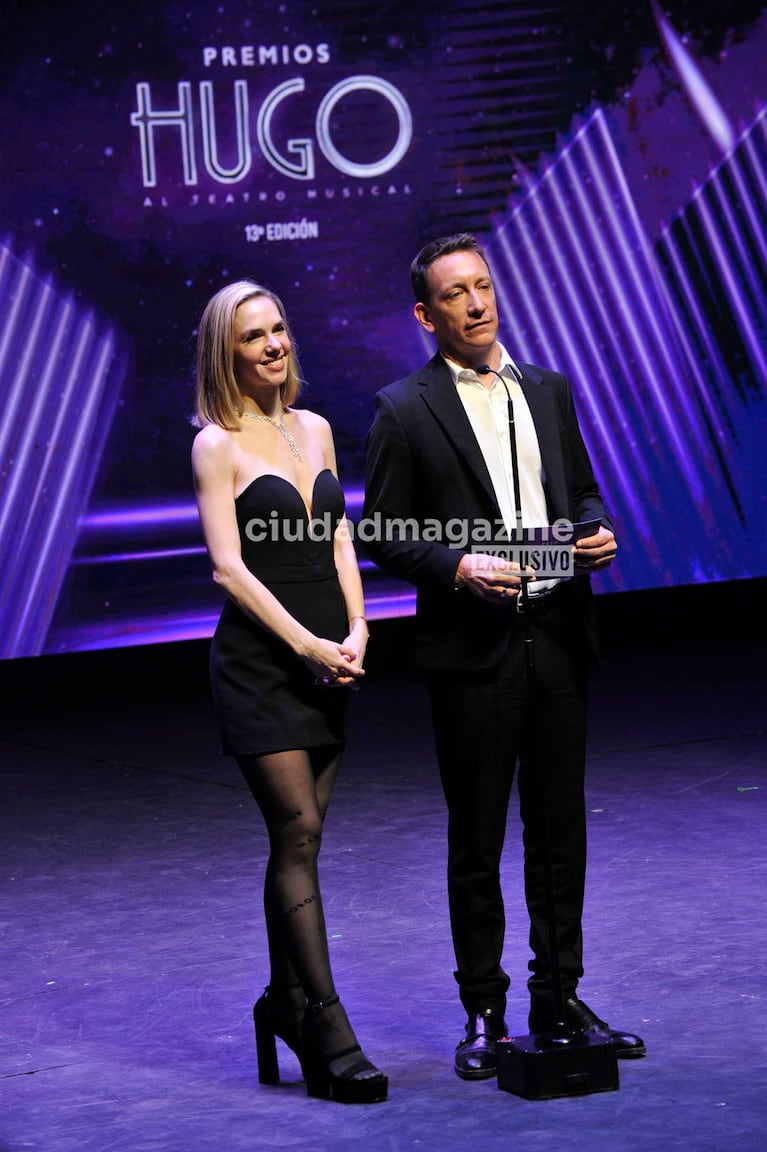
{"left": 194, "top": 422, "right": 236, "bottom": 447}
{"left": 192, "top": 423, "right": 236, "bottom": 469}
{"left": 289, "top": 407, "right": 332, "bottom": 438}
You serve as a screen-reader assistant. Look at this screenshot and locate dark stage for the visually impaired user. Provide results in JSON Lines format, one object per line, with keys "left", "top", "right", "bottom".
{"left": 1, "top": 580, "right": 765, "bottom": 1152}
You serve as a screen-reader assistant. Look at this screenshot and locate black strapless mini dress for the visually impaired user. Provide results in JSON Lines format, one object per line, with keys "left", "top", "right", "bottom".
{"left": 210, "top": 469, "right": 350, "bottom": 757}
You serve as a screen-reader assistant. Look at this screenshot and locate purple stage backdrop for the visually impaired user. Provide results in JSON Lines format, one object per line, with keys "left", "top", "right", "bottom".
{"left": 1, "top": 0, "right": 766, "bottom": 657}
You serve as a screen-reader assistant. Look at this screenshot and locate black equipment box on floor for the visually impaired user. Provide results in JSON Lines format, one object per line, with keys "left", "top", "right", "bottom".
{"left": 497, "top": 1032, "right": 619, "bottom": 1100}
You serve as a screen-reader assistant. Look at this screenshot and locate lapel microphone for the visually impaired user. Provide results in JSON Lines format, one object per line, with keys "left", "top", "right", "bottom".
{"left": 476, "top": 362, "right": 506, "bottom": 387}
{"left": 475, "top": 362, "right": 536, "bottom": 643}
{"left": 475, "top": 363, "right": 524, "bottom": 544}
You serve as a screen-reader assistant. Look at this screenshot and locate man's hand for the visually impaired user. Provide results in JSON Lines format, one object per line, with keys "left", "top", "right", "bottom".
{"left": 573, "top": 526, "right": 617, "bottom": 571}
{"left": 455, "top": 553, "right": 535, "bottom": 603}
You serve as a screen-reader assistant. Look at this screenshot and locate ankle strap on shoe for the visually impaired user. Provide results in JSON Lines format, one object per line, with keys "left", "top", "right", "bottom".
{"left": 306, "top": 993, "right": 340, "bottom": 1016}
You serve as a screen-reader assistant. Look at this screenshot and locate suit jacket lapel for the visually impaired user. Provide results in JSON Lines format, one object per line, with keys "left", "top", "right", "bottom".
{"left": 417, "top": 355, "right": 499, "bottom": 512}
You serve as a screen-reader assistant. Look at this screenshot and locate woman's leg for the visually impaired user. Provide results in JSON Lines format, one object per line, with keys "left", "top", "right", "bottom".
{"left": 257, "top": 747, "right": 340, "bottom": 1000}
{"left": 238, "top": 747, "right": 340, "bottom": 1003}
{"left": 239, "top": 746, "right": 382, "bottom": 1086}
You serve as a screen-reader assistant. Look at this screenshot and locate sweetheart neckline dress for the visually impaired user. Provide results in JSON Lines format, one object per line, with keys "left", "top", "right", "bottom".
{"left": 209, "top": 468, "right": 350, "bottom": 757}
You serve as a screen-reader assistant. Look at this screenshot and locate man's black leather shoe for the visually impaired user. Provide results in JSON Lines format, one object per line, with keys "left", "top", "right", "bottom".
{"left": 530, "top": 996, "right": 645, "bottom": 1058}
{"left": 563, "top": 997, "right": 646, "bottom": 1057}
{"left": 454, "top": 1009, "right": 508, "bottom": 1080}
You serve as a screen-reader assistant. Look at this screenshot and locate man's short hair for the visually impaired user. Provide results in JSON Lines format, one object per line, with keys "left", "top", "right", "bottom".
{"left": 410, "top": 233, "right": 489, "bottom": 304}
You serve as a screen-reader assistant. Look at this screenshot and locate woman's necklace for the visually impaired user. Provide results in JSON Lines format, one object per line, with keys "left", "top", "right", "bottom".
{"left": 241, "top": 406, "right": 303, "bottom": 460}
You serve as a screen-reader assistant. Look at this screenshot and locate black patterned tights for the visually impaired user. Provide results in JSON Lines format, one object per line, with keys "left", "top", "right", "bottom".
{"left": 238, "top": 747, "right": 341, "bottom": 1004}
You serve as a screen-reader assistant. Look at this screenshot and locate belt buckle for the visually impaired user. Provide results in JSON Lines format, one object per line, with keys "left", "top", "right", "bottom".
{"left": 518, "top": 585, "right": 554, "bottom": 614}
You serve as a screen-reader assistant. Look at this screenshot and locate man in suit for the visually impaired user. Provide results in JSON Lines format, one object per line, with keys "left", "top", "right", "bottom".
{"left": 363, "top": 233, "right": 645, "bottom": 1079}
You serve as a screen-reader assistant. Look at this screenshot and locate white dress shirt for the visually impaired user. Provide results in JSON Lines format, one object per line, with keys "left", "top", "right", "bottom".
{"left": 443, "top": 344, "right": 558, "bottom": 592}
{"left": 444, "top": 343, "right": 549, "bottom": 535}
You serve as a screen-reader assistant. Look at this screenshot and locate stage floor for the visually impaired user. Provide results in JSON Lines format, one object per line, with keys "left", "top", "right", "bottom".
{"left": 1, "top": 583, "right": 765, "bottom": 1151}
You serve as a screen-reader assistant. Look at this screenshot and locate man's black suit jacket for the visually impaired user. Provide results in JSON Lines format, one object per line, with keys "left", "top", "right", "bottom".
{"left": 363, "top": 353, "right": 612, "bottom": 671}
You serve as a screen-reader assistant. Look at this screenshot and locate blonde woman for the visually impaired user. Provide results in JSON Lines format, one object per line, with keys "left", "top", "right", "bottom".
{"left": 192, "top": 281, "right": 386, "bottom": 1104}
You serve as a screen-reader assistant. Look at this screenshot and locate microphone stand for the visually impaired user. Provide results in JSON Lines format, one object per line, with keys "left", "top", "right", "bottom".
{"left": 476, "top": 363, "right": 619, "bottom": 1100}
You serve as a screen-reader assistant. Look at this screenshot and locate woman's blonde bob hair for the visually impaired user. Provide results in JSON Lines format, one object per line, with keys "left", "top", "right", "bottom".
{"left": 193, "top": 280, "right": 303, "bottom": 429}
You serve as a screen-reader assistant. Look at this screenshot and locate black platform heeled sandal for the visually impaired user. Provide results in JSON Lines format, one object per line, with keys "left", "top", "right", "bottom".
{"left": 253, "top": 984, "right": 307, "bottom": 1085}
{"left": 302, "top": 994, "right": 388, "bottom": 1104}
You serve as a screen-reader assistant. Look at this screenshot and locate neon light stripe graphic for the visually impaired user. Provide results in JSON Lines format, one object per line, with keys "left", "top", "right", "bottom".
{"left": 0, "top": 243, "right": 129, "bottom": 657}
{"left": 484, "top": 105, "right": 767, "bottom": 592}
